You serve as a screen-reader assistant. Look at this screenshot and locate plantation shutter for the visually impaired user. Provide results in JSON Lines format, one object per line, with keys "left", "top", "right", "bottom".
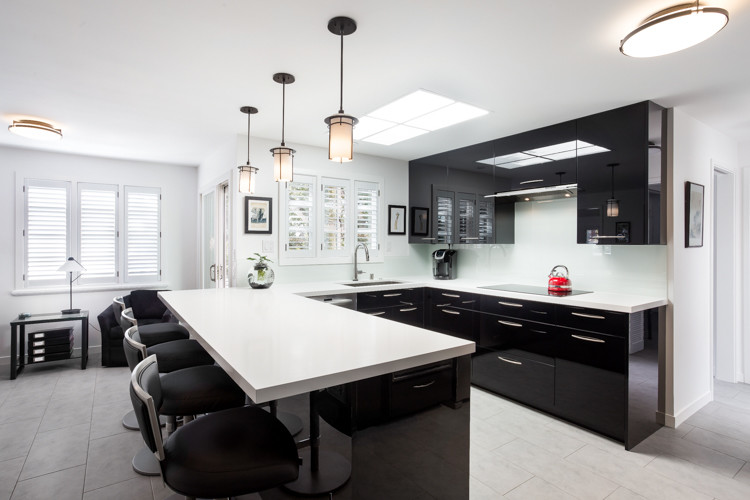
{"left": 78, "top": 183, "right": 118, "bottom": 283}
{"left": 355, "top": 181, "right": 380, "bottom": 258}
{"left": 283, "top": 174, "right": 316, "bottom": 258}
{"left": 24, "top": 179, "right": 71, "bottom": 286}
{"left": 124, "top": 186, "right": 161, "bottom": 282}
{"left": 320, "top": 177, "right": 349, "bottom": 257}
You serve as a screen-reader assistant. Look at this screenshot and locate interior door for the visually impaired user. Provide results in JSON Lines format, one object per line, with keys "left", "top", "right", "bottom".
{"left": 201, "top": 181, "right": 231, "bottom": 289}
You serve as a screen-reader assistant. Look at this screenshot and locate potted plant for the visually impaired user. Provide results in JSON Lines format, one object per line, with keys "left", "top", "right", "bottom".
{"left": 247, "top": 253, "right": 275, "bottom": 289}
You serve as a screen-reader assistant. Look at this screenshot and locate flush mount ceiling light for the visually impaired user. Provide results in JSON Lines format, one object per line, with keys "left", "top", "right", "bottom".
{"left": 8, "top": 119, "right": 63, "bottom": 141}
{"left": 238, "top": 106, "right": 259, "bottom": 194}
{"left": 270, "top": 73, "right": 295, "bottom": 183}
{"left": 356, "top": 89, "right": 488, "bottom": 145}
{"left": 324, "top": 16, "right": 358, "bottom": 163}
{"left": 620, "top": 2, "right": 729, "bottom": 57}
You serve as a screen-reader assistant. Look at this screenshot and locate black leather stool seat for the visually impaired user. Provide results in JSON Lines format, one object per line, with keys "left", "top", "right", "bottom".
{"left": 163, "top": 406, "right": 300, "bottom": 498}
{"left": 147, "top": 339, "right": 214, "bottom": 373}
{"left": 159, "top": 365, "right": 246, "bottom": 416}
{"left": 138, "top": 323, "right": 189, "bottom": 347}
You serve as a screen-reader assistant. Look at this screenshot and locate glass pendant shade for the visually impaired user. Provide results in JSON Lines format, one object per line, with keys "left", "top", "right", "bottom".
{"left": 9, "top": 119, "right": 62, "bottom": 141}
{"left": 620, "top": 3, "right": 729, "bottom": 57}
{"left": 238, "top": 164, "right": 258, "bottom": 194}
{"left": 326, "top": 114, "right": 357, "bottom": 163}
{"left": 271, "top": 146, "right": 294, "bottom": 182}
{"left": 606, "top": 199, "right": 620, "bottom": 217}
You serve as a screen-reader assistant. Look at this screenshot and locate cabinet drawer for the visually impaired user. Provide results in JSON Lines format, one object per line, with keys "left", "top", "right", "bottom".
{"left": 556, "top": 306, "right": 628, "bottom": 336}
{"left": 479, "top": 314, "right": 555, "bottom": 359}
{"left": 471, "top": 349, "right": 554, "bottom": 411}
{"left": 480, "top": 295, "right": 554, "bottom": 322}
{"left": 428, "top": 288, "right": 480, "bottom": 310}
{"left": 427, "top": 304, "right": 478, "bottom": 341}
{"left": 388, "top": 304, "right": 424, "bottom": 327}
{"left": 357, "top": 288, "right": 423, "bottom": 309}
{"left": 556, "top": 327, "right": 626, "bottom": 373}
{"left": 390, "top": 363, "right": 453, "bottom": 418}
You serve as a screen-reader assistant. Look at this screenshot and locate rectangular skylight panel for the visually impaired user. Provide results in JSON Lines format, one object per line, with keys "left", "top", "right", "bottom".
{"left": 524, "top": 140, "right": 579, "bottom": 157}
{"left": 514, "top": 157, "right": 552, "bottom": 167}
{"left": 405, "top": 102, "right": 489, "bottom": 131}
{"left": 543, "top": 150, "right": 578, "bottom": 161}
{"left": 476, "top": 152, "right": 532, "bottom": 167}
{"left": 368, "top": 90, "right": 454, "bottom": 124}
{"left": 361, "top": 124, "right": 428, "bottom": 146}
{"left": 577, "top": 145, "right": 610, "bottom": 156}
{"left": 353, "top": 116, "right": 396, "bottom": 140}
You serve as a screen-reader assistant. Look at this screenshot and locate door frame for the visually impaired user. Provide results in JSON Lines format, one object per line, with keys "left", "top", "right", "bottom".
{"left": 199, "top": 171, "right": 235, "bottom": 289}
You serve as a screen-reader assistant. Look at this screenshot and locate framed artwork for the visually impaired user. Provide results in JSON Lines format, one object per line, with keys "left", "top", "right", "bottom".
{"left": 685, "top": 181, "right": 704, "bottom": 247}
{"left": 388, "top": 205, "right": 406, "bottom": 235}
{"left": 615, "top": 222, "right": 630, "bottom": 244}
{"left": 244, "top": 196, "right": 272, "bottom": 234}
{"left": 411, "top": 207, "right": 429, "bottom": 236}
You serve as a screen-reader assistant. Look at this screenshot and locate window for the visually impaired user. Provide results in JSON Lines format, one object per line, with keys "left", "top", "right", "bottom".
{"left": 78, "top": 183, "right": 118, "bottom": 284}
{"left": 24, "top": 179, "right": 71, "bottom": 286}
{"left": 124, "top": 186, "right": 161, "bottom": 283}
{"left": 280, "top": 173, "right": 382, "bottom": 264}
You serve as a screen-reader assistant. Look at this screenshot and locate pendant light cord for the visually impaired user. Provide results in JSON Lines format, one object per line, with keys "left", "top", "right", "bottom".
{"left": 246, "top": 112, "right": 251, "bottom": 164}
{"left": 339, "top": 31, "right": 345, "bottom": 114}
{"left": 281, "top": 81, "right": 286, "bottom": 147}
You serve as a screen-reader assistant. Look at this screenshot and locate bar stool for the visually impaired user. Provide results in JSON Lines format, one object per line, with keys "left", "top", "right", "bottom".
{"left": 130, "top": 354, "right": 299, "bottom": 499}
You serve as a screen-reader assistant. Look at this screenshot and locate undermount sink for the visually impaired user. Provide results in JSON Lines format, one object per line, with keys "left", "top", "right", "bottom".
{"left": 341, "top": 280, "right": 406, "bottom": 287}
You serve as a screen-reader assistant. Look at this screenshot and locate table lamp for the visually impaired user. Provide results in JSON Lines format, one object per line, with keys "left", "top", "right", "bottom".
{"left": 57, "top": 257, "right": 85, "bottom": 314}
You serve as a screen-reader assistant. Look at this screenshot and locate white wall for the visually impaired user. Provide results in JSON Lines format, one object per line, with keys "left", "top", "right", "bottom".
{"left": 0, "top": 145, "right": 198, "bottom": 362}
{"left": 198, "top": 135, "right": 418, "bottom": 286}
{"left": 666, "top": 108, "right": 740, "bottom": 426}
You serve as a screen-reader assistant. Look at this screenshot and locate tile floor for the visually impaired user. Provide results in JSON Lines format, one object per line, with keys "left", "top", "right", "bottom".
{"left": 2, "top": 356, "right": 750, "bottom": 499}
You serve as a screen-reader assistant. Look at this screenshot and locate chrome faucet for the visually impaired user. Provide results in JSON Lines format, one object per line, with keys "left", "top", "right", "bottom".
{"left": 353, "top": 243, "right": 370, "bottom": 281}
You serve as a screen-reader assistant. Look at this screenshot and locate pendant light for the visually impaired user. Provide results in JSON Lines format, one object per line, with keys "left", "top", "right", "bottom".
{"left": 238, "top": 106, "right": 259, "bottom": 194}
{"left": 324, "top": 17, "right": 358, "bottom": 163}
{"left": 270, "top": 73, "right": 295, "bottom": 182}
{"left": 8, "top": 119, "right": 63, "bottom": 141}
{"left": 606, "top": 163, "right": 620, "bottom": 218}
{"left": 620, "top": 2, "right": 729, "bottom": 58}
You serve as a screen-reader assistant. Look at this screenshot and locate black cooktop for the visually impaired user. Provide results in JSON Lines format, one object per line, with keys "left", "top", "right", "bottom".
{"left": 479, "top": 284, "right": 593, "bottom": 296}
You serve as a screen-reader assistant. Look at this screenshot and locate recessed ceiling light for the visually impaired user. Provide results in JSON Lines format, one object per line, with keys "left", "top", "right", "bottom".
{"left": 368, "top": 90, "right": 454, "bottom": 123}
{"left": 8, "top": 119, "right": 63, "bottom": 141}
{"left": 353, "top": 116, "right": 396, "bottom": 140}
{"left": 361, "top": 124, "right": 428, "bottom": 146}
{"left": 405, "top": 102, "right": 489, "bottom": 131}
{"left": 620, "top": 2, "right": 729, "bottom": 58}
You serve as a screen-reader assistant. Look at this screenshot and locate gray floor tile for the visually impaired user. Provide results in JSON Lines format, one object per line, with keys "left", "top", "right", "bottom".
{"left": 604, "top": 487, "right": 648, "bottom": 500}
{"left": 0, "top": 400, "right": 48, "bottom": 426}
{"left": 645, "top": 454, "right": 750, "bottom": 500}
{"left": 82, "top": 476, "right": 153, "bottom": 500}
{"left": 643, "top": 432, "right": 746, "bottom": 477}
{"left": 89, "top": 399, "right": 134, "bottom": 440}
{"left": 505, "top": 476, "right": 577, "bottom": 500}
{"left": 470, "top": 417, "right": 516, "bottom": 451}
{"left": 471, "top": 445, "right": 533, "bottom": 495}
{"left": 0, "top": 457, "right": 25, "bottom": 500}
{"left": 484, "top": 410, "right": 586, "bottom": 458}
{"left": 734, "top": 462, "right": 750, "bottom": 487}
{"left": 19, "top": 421, "right": 90, "bottom": 480}
{"left": 84, "top": 430, "right": 145, "bottom": 492}
{"left": 686, "top": 411, "right": 750, "bottom": 444}
{"left": 38, "top": 395, "right": 94, "bottom": 433}
{"left": 11, "top": 465, "right": 85, "bottom": 500}
{"left": 0, "top": 419, "right": 40, "bottom": 462}
{"left": 469, "top": 476, "right": 501, "bottom": 499}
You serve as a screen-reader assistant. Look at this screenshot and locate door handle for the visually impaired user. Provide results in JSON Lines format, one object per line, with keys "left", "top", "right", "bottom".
{"left": 435, "top": 303, "right": 451, "bottom": 307}
{"left": 571, "top": 334, "right": 605, "bottom": 343}
{"left": 413, "top": 380, "right": 436, "bottom": 389}
{"left": 571, "top": 312, "right": 606, "bottom": 320}
{"left": 498, "top": 356, "right": 522, "bottom": 365}
{"left": 442, "top": 293, "right": 460, "bottom": 298}
{"left": 498, "top": 320, "right": 523, "bottom": 328}
{"left": 209, "top": 264, "right": 216, "bottom": 282}
{"left": 498, "top": 301, "right": 523, "bottom": 308}
{"left": 442, "top": 310, "right": 461, "bottom": 315}
{"left": 399, "top": 307, "right": 417, "bottom": 312}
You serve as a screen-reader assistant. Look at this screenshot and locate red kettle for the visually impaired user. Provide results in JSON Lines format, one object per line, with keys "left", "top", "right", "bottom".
{"left": 548, "top": 265, "right": 572, "bottom": 294}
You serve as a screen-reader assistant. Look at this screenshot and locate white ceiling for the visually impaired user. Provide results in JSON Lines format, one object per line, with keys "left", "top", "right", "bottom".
{"left": 1, "top": 0, "right": 748, "bottom": 166}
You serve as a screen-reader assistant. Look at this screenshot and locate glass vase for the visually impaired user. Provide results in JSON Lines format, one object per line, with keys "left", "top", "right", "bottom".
{"left": 248, "top": 262, "right": 275, "bottom": 289}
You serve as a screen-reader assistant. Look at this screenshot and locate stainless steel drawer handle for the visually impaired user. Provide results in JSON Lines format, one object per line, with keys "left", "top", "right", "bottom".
{"left": 460, "top": 237, "right": 480, "bottom": 240}
{"left": 594, "top": 235, "right": 626, "bottom": 239}
{"left": 498, "top": 320, "right": 523, "bottom": 328}
{"left": 399, "top": 307, "right": 417, "bottom": 312}
{"left": 461, "top": 300, "right": 475, "bottom": 304}
{"left": 442, "top": 293, "right": 460, "bottom": 298}
{"left": 413, "top": 380, "right": 436, "bottom": 389}
{"left": 498, "top": 301, "right": 523, "bottom": 308}
{"left": 498, "top": 356, "right": 522, "bottom": 365}
{"left": 530, "top": 329, "right": 548, "bottom": 334}
{"left": 370, "top": 311, "right": 386, "bottom": 316}
{"left": 571, "top": 312, "right": 606, "bottom": 320}
{"left": 530, "top": 310, "right": 548, "bottom": 315}
{"left": 519, "top": 179, "right": 544, "bottom": 185}
{"left": 436, "top": 303, "right": 451, "bottom": 307}
{"left": 443, "top": 310, "right": 461, "bottom": 315}
{"left": 571, "top": 334, "right": 605, "bottom": 343}
{"left": 383, "top": 293, "right": 402, "bottom": 297}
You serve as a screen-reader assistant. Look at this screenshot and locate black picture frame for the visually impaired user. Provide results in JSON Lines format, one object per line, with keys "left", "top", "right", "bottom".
{"left": 244, "top": 196, "right": 272, "bottom": 234}
{"left": 685, "top": 181, "right": 704, "bottom": 248}
{"left": 388, "top": 205, "right": 406, "bottom": 235}
{"left": 411, "top": 207, "right": 429, "bottom": 236}
{"left": 615, "top": 222, "right": 631, "bottom": 244}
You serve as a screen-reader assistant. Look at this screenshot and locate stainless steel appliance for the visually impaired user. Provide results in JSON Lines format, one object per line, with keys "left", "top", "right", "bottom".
{"left": 432, "top": 249, "right": 457, "bottom": 280}
{"left": 478, "top": 284, "right": 592, "bottom": 296}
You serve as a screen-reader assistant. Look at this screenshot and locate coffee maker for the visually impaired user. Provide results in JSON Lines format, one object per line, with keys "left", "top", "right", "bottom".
{"left": 432, "top": 249, "right": 457, "bottom": 280}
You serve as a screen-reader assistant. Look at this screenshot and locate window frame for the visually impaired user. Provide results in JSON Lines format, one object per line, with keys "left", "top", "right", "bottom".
{"left": 123, "top": 185, "right": 162, "bottom": 284}
{"left": 77, "top": 182, "right": 119, "bottom": 285}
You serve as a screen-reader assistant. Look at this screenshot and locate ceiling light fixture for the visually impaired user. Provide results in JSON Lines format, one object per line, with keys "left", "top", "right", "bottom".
{"left": 324, "top": 16, "right": 358, "bottom": 163}
{"left": 620, "top": 1, "right": 729, "bottom": 57}
{"left": 270, "top": 73, "right": 295, "bottom": 183}
{"left": 8, "top": 119, "right": 63, "bottom": 141}
{"left": 238, "top": 106, "right": 259, "bottom": 194}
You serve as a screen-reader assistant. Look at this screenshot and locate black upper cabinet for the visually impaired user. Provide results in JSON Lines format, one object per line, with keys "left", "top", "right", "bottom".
{"left": 576, "top": 101, "right": 666, "bottom": 245}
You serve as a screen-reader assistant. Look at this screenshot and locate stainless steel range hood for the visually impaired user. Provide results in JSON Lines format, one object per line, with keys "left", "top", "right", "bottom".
{"left": 484, "top": 183, "right": 577, "bottom": 202}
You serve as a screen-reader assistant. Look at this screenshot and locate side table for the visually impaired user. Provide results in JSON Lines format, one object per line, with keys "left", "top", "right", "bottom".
{"left": 9, "top": 311, "right": 89, "bottom": 380}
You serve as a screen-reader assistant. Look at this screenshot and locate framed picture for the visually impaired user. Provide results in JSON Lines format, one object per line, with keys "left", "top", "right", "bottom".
{"left": 388, "top": 205, "right": 406, "bottom": 235}
{"left": 411, "top": 207, "right": 429, "bottom": 236}
{"left": 244, "top": 196, "right": 272, "bottom": 234}
{"left": 685, "top": 182, "right": 704, "bottom": 247}
{"left": 615, "top": 222, "right": 630, "bottom": 244}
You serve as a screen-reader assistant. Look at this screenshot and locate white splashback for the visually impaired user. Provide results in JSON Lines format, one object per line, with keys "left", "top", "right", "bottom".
{"left": 413, "top": 197, "right": 667, "bottom": 296}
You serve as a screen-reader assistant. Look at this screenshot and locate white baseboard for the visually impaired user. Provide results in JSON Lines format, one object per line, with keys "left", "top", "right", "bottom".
{"left": 670, "top": 391, "right": 713, "bottom": 428}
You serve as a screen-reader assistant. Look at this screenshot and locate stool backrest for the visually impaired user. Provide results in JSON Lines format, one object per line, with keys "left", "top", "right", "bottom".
{"left": 113, "top": 296, "right": 130, "bottom": 330}
{"left": 130, "top": 354, "right": 166, "bottom": 461}
{"left": 123, "top": 326, "right": 147, "bottom": 372}
{"left": 130, "top": 290, "right": 171, "bottom": 320}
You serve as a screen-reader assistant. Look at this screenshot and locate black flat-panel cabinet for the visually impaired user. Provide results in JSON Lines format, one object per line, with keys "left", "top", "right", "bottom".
{"left": 576, "top": 101, "right": 665, "bottom": 245}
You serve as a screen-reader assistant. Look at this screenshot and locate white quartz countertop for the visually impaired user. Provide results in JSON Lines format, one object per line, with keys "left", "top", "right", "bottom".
{"left": 281, "top": 277, "right": 667, "bottom": 314}
{"left": 159, "top": 288, "right": 475, "bottom": 404}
